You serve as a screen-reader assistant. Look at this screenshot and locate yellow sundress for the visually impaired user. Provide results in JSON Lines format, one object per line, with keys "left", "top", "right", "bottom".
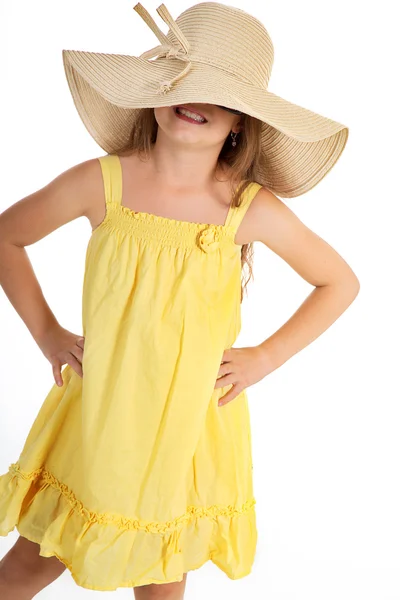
{"left": 0, "top": 154, "right": 262, "bottom": 591}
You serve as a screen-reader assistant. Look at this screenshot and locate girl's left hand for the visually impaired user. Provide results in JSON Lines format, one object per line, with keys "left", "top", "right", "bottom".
{"left": 215, "top": 345, "right": 274, "bottom": 406}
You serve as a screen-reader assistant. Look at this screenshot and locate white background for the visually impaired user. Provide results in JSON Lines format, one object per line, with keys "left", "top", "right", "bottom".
{"left": 1, "top": 0, "right": 399, "bottom": 598}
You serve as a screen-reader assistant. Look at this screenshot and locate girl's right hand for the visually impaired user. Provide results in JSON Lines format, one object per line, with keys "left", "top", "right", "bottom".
{"left": 36, "top": 324, "right": 85, "bottom": 387}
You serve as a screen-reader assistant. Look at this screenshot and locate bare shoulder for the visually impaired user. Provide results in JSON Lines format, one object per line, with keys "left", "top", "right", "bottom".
{"left": 236, "top": 185, "right": 290, "bottom": 246}
{"left": 243, "top": 183, "right": 320, "bottom": 250}
{"left": 0, "top": 156, "right": 105, "bottom": 247}
{"left": 242, "top": 185, "right": 359, "bottom": 287}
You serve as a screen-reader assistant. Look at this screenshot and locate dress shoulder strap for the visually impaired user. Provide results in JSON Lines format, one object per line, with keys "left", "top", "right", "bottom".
{"left": 225, "top": 181, "right": 263, "bottom": 232}
{"left": 97, "top": 154, "right": 123, "bottom": 205}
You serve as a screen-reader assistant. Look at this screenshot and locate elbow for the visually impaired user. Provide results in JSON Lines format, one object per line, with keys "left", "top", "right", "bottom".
{"left": 353, "top": 276, "right": 361, "bottom": 295}
{"left": 337, "top": 271, "right": 361, "bottom": 304}
{"left": 319, "top": 270, "right": 361, "bottom": 301}
{"left": 346, "top": 270, "right": 361, "bottom": 296}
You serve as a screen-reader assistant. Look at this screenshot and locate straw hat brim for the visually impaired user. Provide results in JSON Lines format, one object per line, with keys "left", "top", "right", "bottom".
{"left": 63, "top": 49, "right": 348, "bottom": 198}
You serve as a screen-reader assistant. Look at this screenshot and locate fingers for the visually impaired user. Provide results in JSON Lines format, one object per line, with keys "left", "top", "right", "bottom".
{"left": 49, "top": 335, "right": 85, "bottom": 386}
{"left": 52, "top": 360, "right": 63, "bottom": 387}
{"left": 75, "top": 336, "right": 85, "bottom": 351}
{"left": 215, "top": 362, "right": 234, "bottom": 388}
{"left": 66, "top": 352, "right": 83, "bottom": 378}
{"left": 218, "top": 385, "right": 242, "bottom": 406}
{"left": 72, "top": 338, "right": 84, "bottom": 364}
{"left": 71, "top": 336, "right": 85, "bottom": 376}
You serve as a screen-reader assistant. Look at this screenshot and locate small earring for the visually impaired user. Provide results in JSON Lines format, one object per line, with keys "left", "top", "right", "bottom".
{"left": 230, "top": 131, "right": 238, "bottom": 147}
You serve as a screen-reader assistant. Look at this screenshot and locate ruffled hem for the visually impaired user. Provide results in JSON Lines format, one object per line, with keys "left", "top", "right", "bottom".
{"left": 0, "top": 463, "right": 257, "bottom": 591}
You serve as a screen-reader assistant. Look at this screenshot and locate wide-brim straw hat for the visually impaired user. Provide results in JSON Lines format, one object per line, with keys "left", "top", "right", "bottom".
{"left": 62, "top": 1, "right": 349, "bottom": 198}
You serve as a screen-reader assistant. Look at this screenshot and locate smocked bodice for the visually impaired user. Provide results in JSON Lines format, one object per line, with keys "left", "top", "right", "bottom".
{"left": 91, "top": 193, "right": 246, "bottom": 254}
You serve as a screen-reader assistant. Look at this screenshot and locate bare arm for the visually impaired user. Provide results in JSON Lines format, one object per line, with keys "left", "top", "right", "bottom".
{"left": 217, "top": 186, "right": 360, "bottom": 406}
{"left": 0, "top": 157, "right": 105, "bottom": 383}
{"left": 248, "top": 187, "right": 360, "bottom": 371}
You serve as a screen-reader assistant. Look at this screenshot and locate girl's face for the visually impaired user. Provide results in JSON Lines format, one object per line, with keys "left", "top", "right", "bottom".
{"left": 153, "top": 103, "right": 242, "bottom": 149}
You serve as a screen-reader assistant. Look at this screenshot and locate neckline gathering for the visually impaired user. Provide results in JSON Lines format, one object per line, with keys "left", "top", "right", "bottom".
{"left": 115, "top": 154, "right": 241, "bottom": 231}
{"left": 90, "top": 154, "right": 262, "bottom": 251}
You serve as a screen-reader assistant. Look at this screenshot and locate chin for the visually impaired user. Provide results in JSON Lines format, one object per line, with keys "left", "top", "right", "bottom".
{"left": 168, "top": 131, "right": 207, "bottom": 146}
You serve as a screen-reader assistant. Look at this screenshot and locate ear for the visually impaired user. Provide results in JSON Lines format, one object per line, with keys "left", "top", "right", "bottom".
{"left": 232, "top": 116, "right": 243, "bottom": 134}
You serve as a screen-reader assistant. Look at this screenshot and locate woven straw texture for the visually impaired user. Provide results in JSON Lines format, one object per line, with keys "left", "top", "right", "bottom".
{"left": 62, "top": 1, "right": 349, "bottom": 198}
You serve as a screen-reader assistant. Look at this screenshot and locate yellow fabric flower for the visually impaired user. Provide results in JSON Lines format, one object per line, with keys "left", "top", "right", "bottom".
{"left": 198, "top": 225, "right": 221, "bottom": 253}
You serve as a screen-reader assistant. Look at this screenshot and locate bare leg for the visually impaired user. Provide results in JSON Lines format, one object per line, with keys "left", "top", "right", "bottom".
{"left": 133, "top": 572, "right": 188, "bottom": 600}
{"left": 0, "top": 535, "right": 66, "bottom": 600}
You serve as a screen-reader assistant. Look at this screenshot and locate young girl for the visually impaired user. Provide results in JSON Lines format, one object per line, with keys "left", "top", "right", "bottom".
{"left": 0, "top": 2, "right": 359, "bottom": 598}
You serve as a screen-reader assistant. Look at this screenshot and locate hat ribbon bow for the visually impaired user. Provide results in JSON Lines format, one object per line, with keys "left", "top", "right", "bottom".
{"left": 133, "top": 3, "right": 192, "bottom": 95}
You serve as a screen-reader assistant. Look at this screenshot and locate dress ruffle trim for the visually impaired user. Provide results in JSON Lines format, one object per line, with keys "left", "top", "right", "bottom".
{"left": 0, "top": 462, "right": 257, "bottom": 591}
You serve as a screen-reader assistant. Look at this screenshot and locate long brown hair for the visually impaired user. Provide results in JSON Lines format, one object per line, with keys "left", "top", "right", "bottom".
{"left": 113, "top": 107, "right": 265, "bottom": 302}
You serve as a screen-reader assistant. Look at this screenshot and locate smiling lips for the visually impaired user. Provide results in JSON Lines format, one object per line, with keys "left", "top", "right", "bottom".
{"left": 174, "top": 105, "right": 208, "bottom": 124}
